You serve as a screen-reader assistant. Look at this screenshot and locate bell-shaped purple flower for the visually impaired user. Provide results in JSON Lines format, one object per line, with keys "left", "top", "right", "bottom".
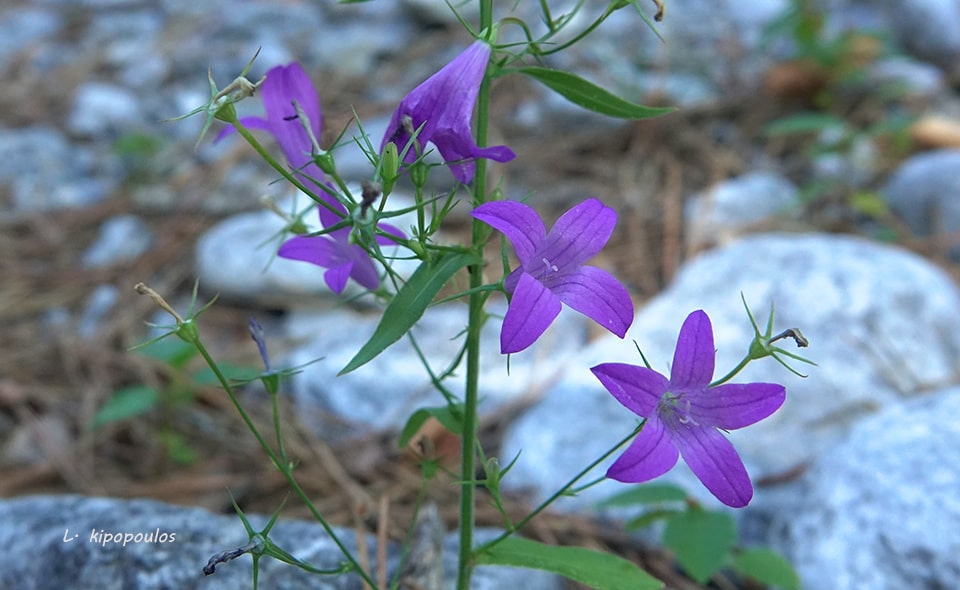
{"left": 217, "top": 62, "right": 403, "bottom": 294}
{"left": 471, "top": 198, "right": 634, "bottom": 353}
{"left": 380, "top": 40, "right": 516, "bottom": 184}
{"left": 591, "top": 310, "right": 787, "bottom": 508}
{"left": 217, "top": 62, "right": 326, "bottom": 193}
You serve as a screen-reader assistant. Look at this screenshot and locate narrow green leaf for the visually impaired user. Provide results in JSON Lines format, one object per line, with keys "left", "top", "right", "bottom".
{"left": 516, "top": 67, "right": 674, "bottom": 120}
{"left": 136, "top": 338, "right": 197, "bottom": 369}
{"left": 397, "top": 405, "right": 464, "bottom": 448}
{"left": 764, "top": 112, "right": 846, "bottom": 136}
{"left": 733, "top": 548, "right": 800, "bottom": 590}
{"left": 624, "top": 508, "right": 683, "bottom": 532}
{"left": 663, "top": 509, "right": 737, "bottom": 584}
{"left": 340, "top": 251, "right": 480, "bottom": 375}
{"left": 476, "top": 537, "right": 662, "bottom": 590}
{"left": 598, "top": 483, "right": 688, "bottom": 508}
{"left": 91, "top": 385, "right": 160, "bottom": 428}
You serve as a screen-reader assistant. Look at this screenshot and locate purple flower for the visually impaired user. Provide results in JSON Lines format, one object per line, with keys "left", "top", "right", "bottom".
{"left": 591, "top": 310, "right": 786, "bottom": 508}
{"left": 471, "top": 198, "right": 633, "bottom": 354}
{"left": 217, "top": 62, "right": 403, "bottom": 294}
{"left": 278, "top": 206, "right": 404, "bottom": 295}
{"left": 380, "top": 40, "right": 516, "bottom": 184}
{"left": 217, "top": 62, "right": 326, "bottom": 192}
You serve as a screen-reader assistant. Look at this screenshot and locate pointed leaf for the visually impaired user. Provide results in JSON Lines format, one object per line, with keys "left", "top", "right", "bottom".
{"left": 340, "top": 251, "right": 480, "bottom": 374}
{"left": 624, "top": 508, "right": 683, "bottom": 532}
{"left": 136, "top": 338, "right": 197, "bottom": 369}
{"left": 597, "top": 483, "right": 688, "bottom": 508}
{"left": 733, "top": 548, "right": 800, "bottom": 590}
{"left": 476, "top": 537, "right": 662, "bottom": 590}
{"left": 516, "top": 67, "right": 674, "bottom": 120}
{"left": 663, "top": 509, "right": 737, "bottom": 584}
{"left": 398, "top": 405, "right": 464, "bottom": 448}
{"left": 91, "top": 385, "right": 160, "bottom": 428}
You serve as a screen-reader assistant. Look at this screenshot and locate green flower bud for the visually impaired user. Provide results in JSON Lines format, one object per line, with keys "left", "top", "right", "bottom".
{"left": 315, "top": 150, "right": 336, "bottom": 176}
{"left": 380, "top": 142, "right": 400, "bottom": 196}
{"left": 410, "top": 160, "right": 429, "bottom": 190}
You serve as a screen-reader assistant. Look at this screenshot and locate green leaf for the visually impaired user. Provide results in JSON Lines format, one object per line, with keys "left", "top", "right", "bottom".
{"left": 340, "top": 251, "right": 480, "bottom": 374}
{"left": 663, "top": 509, "right": 737, "bottom": 584}
{"left": 476, "top": 537, "right": 662, "bottom": 590}
{"left": 398, "top": 405, "right": 464, "bottom": 448}
{"left": 598, "top": 483, "right": 688, "bottom": 507}
{"left": 515, "top": 67, "right": 674, "bottom": 120}
{"left": 733, "top": 548, "right": 800, "bottom": 590}
{"left": 624, "top": 508, "right": 683, "bottom": 532}
{"left": 91, "top": 385, "right": 160, "bottom": 428}
{"left": 764, "top": 112, "right": 846, "bottom": 136}
{"left": 136, "top": 338, "right": 197, "bottom": 369}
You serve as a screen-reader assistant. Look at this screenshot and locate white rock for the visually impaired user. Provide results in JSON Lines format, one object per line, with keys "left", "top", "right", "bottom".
{"left": 771, "top": 388, "right": 960, "bottom": 590}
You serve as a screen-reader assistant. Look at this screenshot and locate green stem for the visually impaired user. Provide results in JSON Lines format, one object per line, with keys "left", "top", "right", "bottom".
{"left": 192, "top": 339, "right": 379, "bottom": 588}
{"left": 473, "top": 423, "right": 642, "bottom": 555}
{"left": 456, "top": 2, "right": 494, "bottom": 588}
{"left": 710, "top": 356, "right": 751, "bottom": 387}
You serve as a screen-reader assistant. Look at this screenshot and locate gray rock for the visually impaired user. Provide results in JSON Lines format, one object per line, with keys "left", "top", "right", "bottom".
{"left": 194, "top": 194, "right": 421, "bottom": 306}
{"left": 68, "top": 82, "right": 143, "bottom": 138}
{"left": 284, "top": 300, "right": 590, "bottom": 440}
{"left": 0, "top": 126, "right": 113, "bottom": 213}
{"left": 770, "top": 389, "right": 960, "bottom": 590}
{"left": 81, "top": 215, "right": 153, "bottom": 268}
{"left": 685, "top": 171, "right": 800, "bottom": 250}
{"left": 0, "top": 8, "right": 61, "bottom": 70}
{"left": 878, "top": 0, "right": 960, "bottom": 68}
{"left": 78, "top": 284, "right": 120, "bottom": 340}
{"left": 882, "top": 149, "right": 960, "bottom": 252}
{"left": 0, "top": 495, "right": 559, "bottom": 590}
{"left": 501, "top": 233, "right": 960, "bottom": 510}
{"left": 867, "top": 56, "right": 946, "bottom": 99}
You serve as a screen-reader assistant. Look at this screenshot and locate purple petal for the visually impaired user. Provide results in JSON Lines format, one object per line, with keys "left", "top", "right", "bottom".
{"left": 669, "top": 422, "right": 753, "bottom": 507}
{"left": 379, "top": 41, "right": 514, "bottom": 184}
{"left": 431, "top": 129, "right": 517, "bottom": 183}
{"left": 687, "top": 383, "right": 786, "bottom": 430}
{"left": 500, "top": 272, "right": 561, "bottom": 354}
{"left": 213, "top": 116, "right": 271, "bottom": 143}
{"left": 375, "top": 222, "right": 407, "bottom": 245}
{"left": 670, "top": 310, "right": 715, "bottom": 390}
{"left": 537, "top": 198, "right": 616, "bottom": 271}
{"left": 551, "top": 266, "right": 633, "bottom": 337}
{"left": 591, "top": 363, "right": 667, "bottom": 417}
{"left": 346, "top": 249, "right": 382, "bottom": 291}
{"left": 277, "top": 235, "right": 337, "bottom": 267}
{"left": 606, "top": 417, "right": 679, "bottom": 483}
{"left": 323, "top": 262, "right": 353, "bottom": 294}
{"left": 260, "top": 63, "right": 322, "bottom": 170}
{"left": 471, "top": 201, "right": 546, "bottom": 265}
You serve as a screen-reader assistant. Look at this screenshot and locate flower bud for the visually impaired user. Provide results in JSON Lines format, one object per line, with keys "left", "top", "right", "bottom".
{"left": 314, "top": 150, "right": 336, "bottom": 176}
{"left": 380, "top": 142, "right": 400, "bottom": 196}
{"left": 409, "top": 160, "right": 429, "bottom": 189}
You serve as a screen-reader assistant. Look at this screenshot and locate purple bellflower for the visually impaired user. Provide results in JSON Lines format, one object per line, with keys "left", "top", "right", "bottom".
{"left": 591, "top": 310, "right": 786, "bottom": 508}
{"left": 217, "top": 63, "right": 403, "bottom": 295}
{"left": 217, "top": 62, "right": 326, "bottom": 194}
{"left": 471, "top": 198, "right": 634, "bottom": 354}
{"left": 380, "top": 40, "right": 516, "bottom": 184}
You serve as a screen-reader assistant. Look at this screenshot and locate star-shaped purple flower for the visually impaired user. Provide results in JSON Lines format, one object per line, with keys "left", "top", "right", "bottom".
{"left": 591, "top": 310, "right": 786, "bottom": 508}
{"left": 471, "top": 198, "right": 634, "bottom": 354}
{"left": 278, "top": 206, "right": 403, "bottom": 294}
{"left": 217, "top": 62, "right": 402, "bottom": 294}
{"left": 380, "top": 40, "right": 516, "bottom": 184}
